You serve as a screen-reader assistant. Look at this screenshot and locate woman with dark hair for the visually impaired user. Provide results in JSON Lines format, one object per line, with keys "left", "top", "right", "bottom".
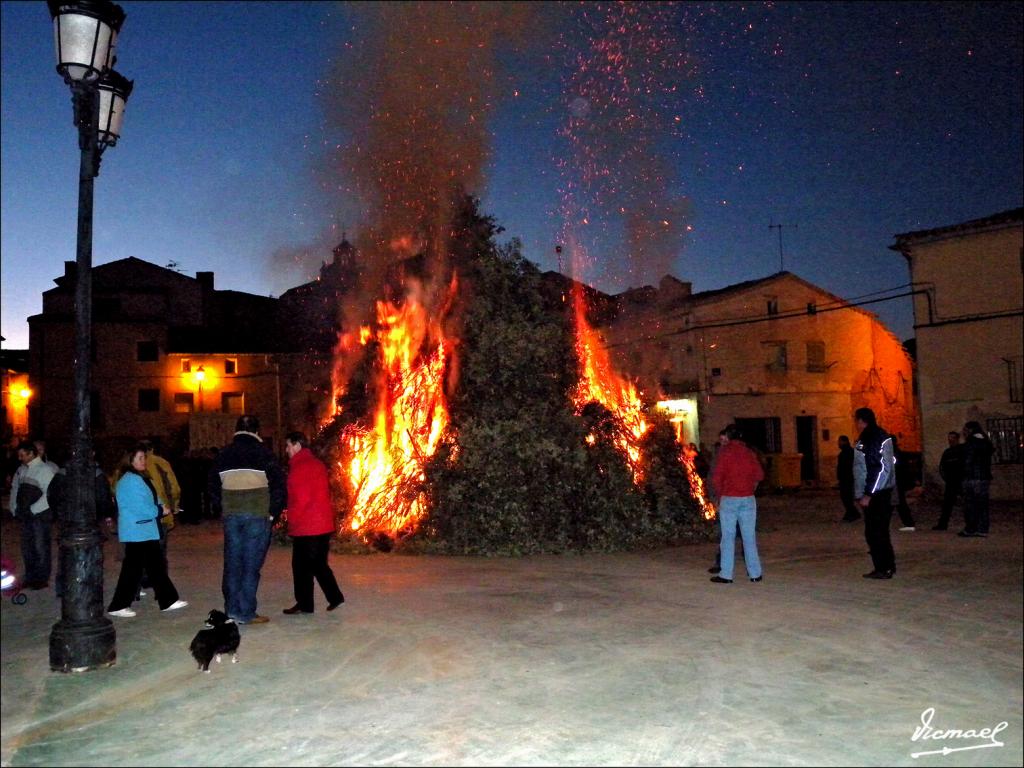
{"left": 958, "top": 421, "right": 994, "bottom": 538}
{"left": 107, "top": 445, "right": 188, "bottom": 617}
{"left": 281, "top": 431, "right": 344, "bottom": 615}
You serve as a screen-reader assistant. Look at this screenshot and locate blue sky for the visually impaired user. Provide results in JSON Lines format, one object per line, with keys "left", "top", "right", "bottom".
{"left": 2, "top": 1, "right": 1021, "bottom": 349}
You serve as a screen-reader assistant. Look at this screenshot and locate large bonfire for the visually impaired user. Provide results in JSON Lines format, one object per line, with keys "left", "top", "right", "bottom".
{"left": 310, "top": 3, "right": 714, "bottom": 551}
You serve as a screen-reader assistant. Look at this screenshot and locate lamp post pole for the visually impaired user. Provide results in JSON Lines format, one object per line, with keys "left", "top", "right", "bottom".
{"left": 47, "top": 0, "right": 130, "bottom": 672}
{"left": 50, "top": 81, "right": 113, "bottom": 672}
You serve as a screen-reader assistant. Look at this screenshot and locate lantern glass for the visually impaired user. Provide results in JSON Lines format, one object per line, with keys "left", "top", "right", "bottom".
{"left": 96, "top": 69, "right": 132, "bottom": 147}
{"left": 52, "top": 10, "right": 113, "bottom": 83}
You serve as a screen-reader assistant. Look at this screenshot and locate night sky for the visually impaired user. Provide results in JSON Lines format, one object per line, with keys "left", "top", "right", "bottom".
{"left": 2, "top": 1, "right": 1021, "bottom": 350}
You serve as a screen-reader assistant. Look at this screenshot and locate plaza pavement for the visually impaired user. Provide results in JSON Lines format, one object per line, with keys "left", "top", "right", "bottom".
{"left": 1, "top": 491, "right": 1021, "bottom": 767}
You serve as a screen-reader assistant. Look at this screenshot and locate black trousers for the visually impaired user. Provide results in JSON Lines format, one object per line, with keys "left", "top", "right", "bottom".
{"left": 894, "top": 484, "right": 915, "bottom": 527}
{"left": 936, "top": 481, "right": 961, "bottom": 528}
{"left": 839, "top": 486, "right": 859, "bottom": 519}
{"left": 291, "top": 534, "right": 344, "bottom": 612}
{"left": 863, "top": 489, "right": 895, "bottom": 573}
{"left": 109, "top": 539, "right": 179, "bottom": 611}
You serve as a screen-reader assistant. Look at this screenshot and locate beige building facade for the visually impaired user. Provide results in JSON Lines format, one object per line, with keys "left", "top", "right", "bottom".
{"left": 601, "top": 272, "right": 919, "bottom": 487}
{"left": 892, "top": 207, "right": 1023, "bottom": 500}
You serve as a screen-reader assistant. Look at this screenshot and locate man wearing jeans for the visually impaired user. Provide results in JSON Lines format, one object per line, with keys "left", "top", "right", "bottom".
{"left": 709, "top": 424, "right": 765, "bottom": 584}
{"left": 11, "top": 441, "right": 57, "bottom": 590}
{"left": 211, "top": 415, "right": 286, "bottom": 625}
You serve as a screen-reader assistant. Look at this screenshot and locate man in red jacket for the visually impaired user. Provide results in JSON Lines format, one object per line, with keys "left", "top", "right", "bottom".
{"left": 709, "top": 424, "right": 765, "bottom": 584}
{"left": 282, "top": 432, "right": 345, "bottom": 615}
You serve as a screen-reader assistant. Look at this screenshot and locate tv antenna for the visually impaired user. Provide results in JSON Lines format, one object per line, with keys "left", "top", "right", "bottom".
{"left": 768, "top": 221, "right": 797, "bottom": 272}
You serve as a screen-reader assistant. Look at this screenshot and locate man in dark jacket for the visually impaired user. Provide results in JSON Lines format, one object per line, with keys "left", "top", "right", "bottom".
{"left": 210, "top": 415, "right": 286, "bottom": 624}
{"left": 958, "top": 421, "right": 993, "bottom": 538}
{"left": 933, "top": 431, "right": 964, "bottom": 531}
{"left": 853, "top": 407, "right": 897, "bottom": 579}
{"left": 836, "top": 435, "right": 859, "bottom": 522}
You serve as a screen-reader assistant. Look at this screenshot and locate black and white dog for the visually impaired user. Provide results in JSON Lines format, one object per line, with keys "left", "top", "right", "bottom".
{"left": 189, "top": 609, "right": 241, "bottom": 673}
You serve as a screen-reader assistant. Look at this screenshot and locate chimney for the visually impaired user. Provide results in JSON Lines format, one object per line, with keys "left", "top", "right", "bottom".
{"left": 196, "top": 271, "right": 214, "bottom": 323}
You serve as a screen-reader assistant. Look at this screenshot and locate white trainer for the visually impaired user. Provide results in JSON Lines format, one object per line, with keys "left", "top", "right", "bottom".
{"left": 108, "top": 608, "right": 136, "bottom": 618}
{"left": 162, "top": 600, "right": 189, "bottom": 612}
{"left": 899, "top": 526, "right": 915, "bottom": 532}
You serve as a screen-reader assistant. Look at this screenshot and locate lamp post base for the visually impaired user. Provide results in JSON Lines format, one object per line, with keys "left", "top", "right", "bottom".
{"left": 50, "top": 619, "right": 116, "bottom": 673}
{"left": 49, "top": 523, "right": 116, "bottom": 673}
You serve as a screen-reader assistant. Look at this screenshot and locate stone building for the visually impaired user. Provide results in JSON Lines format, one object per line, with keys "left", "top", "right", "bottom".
{"left": 891, "top": 206, "right": 1023, "bottom": 500}
{"left": 597, "top": 271, "right": 920, "bottom": 487}
{"left": 28, "top": 258, "right": 289, "bottom": 466}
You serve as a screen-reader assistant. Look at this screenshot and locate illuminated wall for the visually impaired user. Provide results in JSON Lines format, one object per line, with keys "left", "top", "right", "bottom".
{"left": 897, "top": 210, "right": 1023, "bottom": 500}
{"left": 603, "top": 272, "right": 920, "bottom": 485}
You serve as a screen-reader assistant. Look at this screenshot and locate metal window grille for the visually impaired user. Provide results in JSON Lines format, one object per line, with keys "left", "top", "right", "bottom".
{"left": 1005, "top": 357, "right": 1022, "bottom": 403}
{"left": 987, "top": 416, "right": 1023, "bottom": 464}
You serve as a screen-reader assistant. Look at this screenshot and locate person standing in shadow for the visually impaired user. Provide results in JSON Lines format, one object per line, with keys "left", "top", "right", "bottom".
{"left": 958, "top": 421, "right": 994, "bottom": 538}
{"left": 892, "top": 437, "right": 917, "bottom": 532}
{"left": 933, "top": 431, "right": 964, "bottom": 531}
{"left": 837, "top": 435, "right": 860, "bottom": 522}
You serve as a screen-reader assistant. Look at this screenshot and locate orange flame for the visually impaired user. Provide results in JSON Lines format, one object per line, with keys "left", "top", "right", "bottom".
{"left": 681, "top": 444, "right": 717, "bottom": 521}
{"left": 571, "top": 286, "right": 648, "bottom": 481}
{"left": 339, "top": 278, "right": 456, "bottom": 541}
{"left": 571, "top": 284, "right": 716, "bottom": 520}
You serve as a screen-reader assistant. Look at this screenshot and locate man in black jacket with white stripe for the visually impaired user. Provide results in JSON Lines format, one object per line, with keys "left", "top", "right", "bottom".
{"left": 853, "top": 407, "right": 897, "bottom": 580}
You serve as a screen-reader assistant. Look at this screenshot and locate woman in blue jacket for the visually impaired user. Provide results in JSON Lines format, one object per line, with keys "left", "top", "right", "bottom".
{"left": 107, "top": 445, "right": 188, "bottom": 617}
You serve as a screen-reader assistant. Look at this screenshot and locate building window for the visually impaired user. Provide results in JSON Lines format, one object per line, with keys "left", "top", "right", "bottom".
{"left": 734, "top": 417, "right": 782, "bottom": 453}
{"left": 987, "top": 417, "right": 1022, "bottom": 464}
{"left": 806, "top": 341, "right": 827, "bottom": 373}
{"left": 94, "top": 297, "right": 121, "bottom": 320}
{"left": 225, "top": 358, "right": 238, "bottom": 375}
{"left": 806, "top": 302, "right": 817, "bottom": 315}
{"left": 711, "top": 367, "right": 722, "bottom": 377}
{"left": 137, "top": 341, "right": 159, "bottom": 362}
{"left": 138, "top": 389, "right": 160, "bottom": 412}
{"left": 763, "top": 341, "right": 788, "bottom": 372}
{"left": 181, "top": 359, "right": 191, "bottom": 373}
{"left": 221, "top": 392, "right": 244, "bottom": 414}
{"left": 767, "top": 297, "right": 779, "bottom": 316}
{"left": 174, "top": 393, "right": 194, "bottom": 414}
{"left": 1005, "top": 357, "right": 1022, "bottom": 403}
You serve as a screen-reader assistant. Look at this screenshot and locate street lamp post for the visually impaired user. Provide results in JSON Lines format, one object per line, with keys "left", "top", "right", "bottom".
{"left": 47, "top": 0, "right": 132, "bottom": 672}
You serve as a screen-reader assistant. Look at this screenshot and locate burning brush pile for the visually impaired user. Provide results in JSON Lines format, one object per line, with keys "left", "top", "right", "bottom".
{"left": 301, "top": 3, "right": 716, "bottom": 554}
{"left": 316, "top": 199, "right": 713, "bottom": 555}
